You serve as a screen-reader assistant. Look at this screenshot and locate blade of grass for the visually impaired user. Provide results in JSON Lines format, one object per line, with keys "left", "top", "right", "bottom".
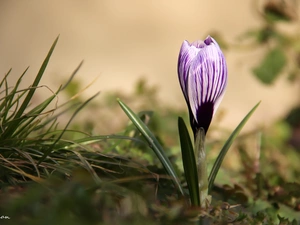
{"left": 38, "top": 92, "right": 100, "bottom": 165}
{"left": 61, "top": 61, "right": 84, "bottom": 91}
{"left": 0, "top": 67, "right": 29, "bottom": 122}
{"left": 117, "top": 99, "right": 184, "bottom": 196}
{"left": 60, "top": 134, "right": 146, "bottom": 150}
{"left": 70, "top": 150, "right": 102, "bottom": 185}
{"left": 208, "top": 101, "right": 261, "bottom": 192}
{"left": 0, "top": 68, "right": 12, "bottom": 88}
{"left": 31, "top": 64, "right": 84, "bottom": 131}
{"left": 1, "top": 36, "right": 59, "bottom": 139}
{"left": 11, "top": 91, "right": 59, "bottom": 138}
{"left": 178, "top": 117, "right": 200, "bottom": 206}
{"left": 34, "top": 101, "right": 82, "bottom": 132}
{"left": 0, "top": 156, "right": 44, "bottom": 184}
{"left": 12, "top": 147, "right": 41, "bottom": 178}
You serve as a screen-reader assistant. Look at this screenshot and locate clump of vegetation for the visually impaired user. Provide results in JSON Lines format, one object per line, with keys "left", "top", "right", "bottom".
{"left": 0, "top": 36, "right": 299, "bottom": 225}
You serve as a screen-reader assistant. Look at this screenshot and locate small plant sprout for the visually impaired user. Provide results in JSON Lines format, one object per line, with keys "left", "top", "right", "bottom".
{"left": 118, "top": 35, "right": 260, "bottom": 211}
{"left": 178, "top": 36, "right": 227, "bottom": 207}
{"left": 177, "top": 36, "right": 260, "bottom": 208}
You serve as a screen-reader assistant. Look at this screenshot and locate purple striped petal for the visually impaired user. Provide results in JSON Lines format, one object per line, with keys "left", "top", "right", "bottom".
{"left": 178, "top": 40, "right": 203, "bottom": 101}
{"left": 177, "top": 36, "right": 227, "bottom": 135}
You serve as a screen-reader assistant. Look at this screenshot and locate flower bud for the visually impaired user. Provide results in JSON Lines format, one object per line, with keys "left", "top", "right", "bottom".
{"left": 178, "top": 36, "right": 227, "bottom": 136}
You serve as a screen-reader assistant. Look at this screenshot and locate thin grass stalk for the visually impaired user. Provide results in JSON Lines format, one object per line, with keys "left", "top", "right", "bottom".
{"left": 1, "top": 37, "right": 59, "bottom": 139}
{"left": 0, "top": 68, "right": 29, "bottom": 122}
{"left": 11, "top": 94, "right": 58, "bottom": 139}
{"left": 118, "top": 99, "right": 184, "bottom": 196}
{"left": 38, "top": 92, "right": 100, "bottom": 164}
{"left": 0, "top": 69, "right": 12, "bottom": 88}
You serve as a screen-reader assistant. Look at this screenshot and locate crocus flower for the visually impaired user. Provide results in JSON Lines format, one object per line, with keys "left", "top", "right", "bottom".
{"left": 178, "top": 36, "right": 227, "bottom": 136}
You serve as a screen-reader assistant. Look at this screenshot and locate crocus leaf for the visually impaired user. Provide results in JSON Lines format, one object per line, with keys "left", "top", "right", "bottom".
{"left": 118, "top": 99, "right": 184, "bottom": 196}
{"left": 253, "top": 48, "right": 286, "bottom": 84}
{"left": 178, "top": 117, "right": 200, "bottom": 206}
{"left": 208, "top": 101, "right": 261, "bottom": 192}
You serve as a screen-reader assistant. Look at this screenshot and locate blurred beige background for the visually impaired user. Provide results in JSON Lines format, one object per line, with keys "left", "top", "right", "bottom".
{"left": 0, "top": 0, "right": 299, "bottom": 133}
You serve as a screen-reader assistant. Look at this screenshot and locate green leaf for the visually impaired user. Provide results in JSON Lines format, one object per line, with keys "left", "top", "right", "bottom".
{"left": 178, "top": 117, "right": 200, "bottom": 206}
{"left": 264, "top": 3, "right": 294, "bottom": 22}
{"left": 118, "top": 99, "right": 184, "bottom": 196}
{"left": 208, "top": 101, "right": 261, "bottom": 192}
{"left": 253, "top": 48, "right": 286, "bottom": 84}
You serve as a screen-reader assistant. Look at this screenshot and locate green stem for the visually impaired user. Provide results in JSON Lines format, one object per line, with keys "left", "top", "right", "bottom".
{"left": 195, "top": 128, "right": 209, "bottom": 208}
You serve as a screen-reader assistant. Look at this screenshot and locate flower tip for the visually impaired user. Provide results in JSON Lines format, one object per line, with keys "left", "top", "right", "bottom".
{"left": 204, "top": 36, "right": 214, "bottom": 45}
{"left": 181, "top": 40, "right": 191, "bottom": 48}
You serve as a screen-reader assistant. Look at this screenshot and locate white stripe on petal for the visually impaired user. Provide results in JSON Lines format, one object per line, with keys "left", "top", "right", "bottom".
{"left": 178, "top": 40, "right": 203, "bottom": 100}
{"left": 187, "top": 68, "right": 200, "bottom": 123}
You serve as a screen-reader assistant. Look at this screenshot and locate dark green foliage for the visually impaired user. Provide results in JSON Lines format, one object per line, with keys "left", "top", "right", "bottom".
{"left": 239, "top": 0, "right": 299, "bottom": 85}
{"left": 253, "top": 48, "right": 286, "bottom": 84}
{"left": 178, "top": 117, "right": 200, "bottom": 206}
{"left": 264, "top": 1, "right": 296, "bottom": 22}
